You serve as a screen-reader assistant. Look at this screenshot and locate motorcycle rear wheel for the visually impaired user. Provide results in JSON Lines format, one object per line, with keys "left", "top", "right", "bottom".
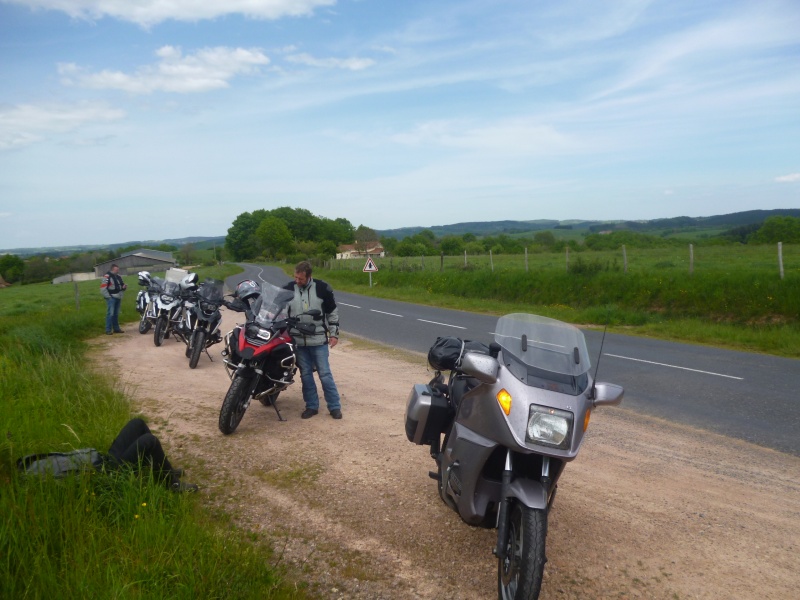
{"left": 189, "top": 330, "right": 206, "bottom": 369}
{"left": 153, "top": 316, "right": 167, "bottom": 347}
{"left": 219, "top": 374, "right": 254, "bottom": 434}
{"left": 258, "top": 391, "right": 280, "bottom": 407}
{"left": 498, "top": 502, "right": 547, "bottom": 600}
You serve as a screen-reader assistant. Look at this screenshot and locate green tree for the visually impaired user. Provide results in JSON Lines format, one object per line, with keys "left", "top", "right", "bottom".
{"left": 226, "top": 210, "right": 268, "bottom": 260}
{"left": 256, "top": 217, "right": 294, "bottom": 258}
{"left": 533, "top": 231, "right": 556, "bottom": 247}
{"left": 269, "top": 207, "right": 321, "bottom": 241}
{"left": 319, "top": 217, "right": 355, "bottom": 245}
{"left": 440, "top": 235, "right": 464, "bottom": 255}
{"left": 0, "top": 254, "right": 24, "bottom": 283}
{"left": 750, "top": 216, "right": 800, "bottom": 244}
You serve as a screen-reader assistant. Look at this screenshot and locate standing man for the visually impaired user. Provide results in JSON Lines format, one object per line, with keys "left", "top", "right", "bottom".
{"left": 284, "top": 261, "right": 342, "bottom": 419}
{"left": 101, "top": 264, "right": 127, "bottom": 335}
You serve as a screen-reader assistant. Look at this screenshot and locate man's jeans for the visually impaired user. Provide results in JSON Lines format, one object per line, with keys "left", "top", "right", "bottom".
{"left": 295, "top": 344, "right": 341, "bottom": 412}
{"left": 105, "top": 297, "right": 122, "bottom": 333}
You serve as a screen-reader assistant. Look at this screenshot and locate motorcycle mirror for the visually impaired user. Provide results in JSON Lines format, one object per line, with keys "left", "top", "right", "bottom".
{"left": 521, "top": 334, "right": 528, "bottom": 352}
{"left": 459, "top": 352, "right": 499, "bottom": 385}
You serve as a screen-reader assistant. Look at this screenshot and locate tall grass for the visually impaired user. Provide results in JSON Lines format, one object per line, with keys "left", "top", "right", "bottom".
{"left": 0, "top": 268, "right": 300, "bottom": 599}
{"left": 310, "top": 248, "right": 800, "bottom": 357}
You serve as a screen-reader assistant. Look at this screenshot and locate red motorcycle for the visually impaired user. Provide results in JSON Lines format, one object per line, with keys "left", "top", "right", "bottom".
{"left": 218, "top": 280, "right": 319, "bottom": 435}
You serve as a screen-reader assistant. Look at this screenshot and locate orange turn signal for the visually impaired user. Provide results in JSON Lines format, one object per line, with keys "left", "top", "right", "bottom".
{"left": 584, "top": 408, "right": 591, "bottom": 432}
{"left": 496, "top": 389, "right": 512, "bottom": 416}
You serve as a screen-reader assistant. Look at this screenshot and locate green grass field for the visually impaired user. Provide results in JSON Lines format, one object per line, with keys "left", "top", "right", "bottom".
{"left": 0, "top": 265, "right": 304, "bottom": 599}
{"left": 317, "top": 243, "right": 799, "bottom": 357}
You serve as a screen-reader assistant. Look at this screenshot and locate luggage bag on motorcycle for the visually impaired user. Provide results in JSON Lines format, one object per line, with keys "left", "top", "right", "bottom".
{"left": 405, "top": 383, "right": 452, "bottom": 445}
{"left": 427, "top": 336, "right": 490, "bottom": 372}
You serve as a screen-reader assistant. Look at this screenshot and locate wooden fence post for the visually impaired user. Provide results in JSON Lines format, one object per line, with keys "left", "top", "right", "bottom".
{"left": 779, "top": 242, "right": 784, "bottom": 279}
{"left": 490, "top": 249, "right": 494, "bottom": 272}
{"left": 440, "top": 252, "right": 444, "bottom": 272}
{"left": 74, "top": 281, "right": 80, "bottom": 310}
{"left": 464, "top": 250, "right": 467, "bottom": 267}
{"left": 421, "top": 255, "right": 424, "bottom": 270}
{"left": 622, "top": 245, "right": 628, "bottom": 273}
{"left": 689, "top": 244, "right": 694, "bottom": 276}
{"left": 525, "top": 247, "right": 528, "bottom": 272}
{"left": 566, "top": 247, "right": 570, "bottom": 272}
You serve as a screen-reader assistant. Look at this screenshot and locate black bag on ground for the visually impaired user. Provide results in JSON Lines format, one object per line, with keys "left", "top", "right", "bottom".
{"left": 17, "top": 448, "right": 106, "bottom": 478}
{"left": 428, "top": 336, "right": 491, "bottom": 372}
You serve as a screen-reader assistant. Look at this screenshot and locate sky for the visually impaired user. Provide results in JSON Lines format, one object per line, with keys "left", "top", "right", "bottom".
{"left": 0, "top": 0, "right": 799, "bottom": 250}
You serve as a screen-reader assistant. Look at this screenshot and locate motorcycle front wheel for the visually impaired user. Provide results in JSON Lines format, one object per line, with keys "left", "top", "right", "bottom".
{"left": 219, "top": 373, "right": 255, "bottom": 434}
{"left": 189, "top": 330, "right": 206, "bottom": 369}
{"left": 138, "top": 312, "right": 152, "bottom": 334}
{"left": 498, "top": 502, "right": 547, "bottom": 600}
{"left": 153, "top": 316, "right": 167, "bottom": 347}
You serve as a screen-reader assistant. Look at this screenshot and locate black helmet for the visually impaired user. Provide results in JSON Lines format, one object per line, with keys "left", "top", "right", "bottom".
{"left": 235, "top": 279, "right": 260, "bottom": 301}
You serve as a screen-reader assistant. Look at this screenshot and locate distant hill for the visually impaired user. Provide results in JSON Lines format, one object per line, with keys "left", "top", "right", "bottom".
{"left": 378, "top": 209, "right": 800, "bottom": 239}
{"left": 1, "top": 236, "right": 226, "bottom": 258}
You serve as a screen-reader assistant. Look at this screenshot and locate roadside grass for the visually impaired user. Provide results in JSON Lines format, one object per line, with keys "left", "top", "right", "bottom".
{"left": 0, "top": 269, "right": 303, "bottom": 599}
{"left": 280, "top": 247, "right": 800, "bottom": 357}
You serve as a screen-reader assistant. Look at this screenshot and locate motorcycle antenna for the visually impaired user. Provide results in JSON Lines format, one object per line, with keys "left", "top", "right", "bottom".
{"left": 591, "top": 309, "right": 610, "bottom": 401}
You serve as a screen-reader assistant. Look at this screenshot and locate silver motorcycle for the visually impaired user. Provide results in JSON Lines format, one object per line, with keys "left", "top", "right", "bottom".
{"left": 405, "top": 313, "right": 623, "bottom": 600}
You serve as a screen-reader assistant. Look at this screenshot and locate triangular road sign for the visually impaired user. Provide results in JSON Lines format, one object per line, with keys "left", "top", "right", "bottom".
{"left": 363, "top": 257, "right": 379, "bottom": 272}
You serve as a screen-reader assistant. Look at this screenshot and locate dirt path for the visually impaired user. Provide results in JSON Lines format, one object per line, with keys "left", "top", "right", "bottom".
{"left": 98, "top": 310, "right": 800, "bottom": 599}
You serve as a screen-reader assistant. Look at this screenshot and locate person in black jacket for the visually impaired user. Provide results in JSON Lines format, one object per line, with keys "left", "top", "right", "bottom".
{"left": 101, "top": 264, "right": 127, "bottom": 334}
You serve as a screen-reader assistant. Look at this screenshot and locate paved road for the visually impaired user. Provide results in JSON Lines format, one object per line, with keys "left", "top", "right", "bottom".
{"left": 226, "top": 265, "right": 800, "bottom": 456}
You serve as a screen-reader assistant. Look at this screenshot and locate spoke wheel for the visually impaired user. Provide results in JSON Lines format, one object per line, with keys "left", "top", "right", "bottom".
{"left": 219, "top": 374, "right": 255, "bottom": 435}
{"left": 498, "top": 503, "right": 547, "bottom": 600}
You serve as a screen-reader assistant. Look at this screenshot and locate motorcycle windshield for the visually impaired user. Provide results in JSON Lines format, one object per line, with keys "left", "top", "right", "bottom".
{"left": 197, "top": 280, "right": 224, "bottom": 304}
{"left": 150, "top": 276, "right": 165, "bottom": 291}
{"left": 163, "top": 281, "right": 180, "bottom": 296}
{"left": 252, "top": 282, "right": 294, "bottom": 328}
{"left": 494, "top": 313, "right": 590, "bottom": 377}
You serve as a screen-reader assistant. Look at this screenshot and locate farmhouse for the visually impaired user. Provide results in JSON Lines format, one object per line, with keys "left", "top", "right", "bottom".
{"left": 94, "top": 249, "right": 177, "bottom": 277}
{"left": 336, "top": 242, "right": 385, "bottom": 260}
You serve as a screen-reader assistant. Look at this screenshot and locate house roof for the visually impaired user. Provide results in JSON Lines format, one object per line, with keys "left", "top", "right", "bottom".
{"left": 122, "top": 249, "right": 175, "bottom": 262}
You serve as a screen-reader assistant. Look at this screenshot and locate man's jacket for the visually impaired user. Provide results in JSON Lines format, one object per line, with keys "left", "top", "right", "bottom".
{"left": 101, "top": 271, "right": 125, "bottom": 300}
{"left": 282, "top": 278, "right": 339, "bottom": 347}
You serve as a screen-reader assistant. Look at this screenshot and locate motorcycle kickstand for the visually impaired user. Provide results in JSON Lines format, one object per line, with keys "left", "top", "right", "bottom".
{"left": 272, "top": 402, "right": 286, "bottom": 422}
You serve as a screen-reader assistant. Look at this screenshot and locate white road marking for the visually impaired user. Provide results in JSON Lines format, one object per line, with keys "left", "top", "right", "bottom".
{"left": 339, "top": 302, "right": 362, "bottom": 309}
{"left": 605, "top": 353, "right": 744, "bottom": 380}
{"left": 371, "top": 309, "right": 403, "bottom": 317}
{"left": 419, "top": 319, "right": 466, "bottom": 329}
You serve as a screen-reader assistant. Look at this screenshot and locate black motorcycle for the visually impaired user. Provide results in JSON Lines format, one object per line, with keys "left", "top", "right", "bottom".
{"left": 183, "top": 279, "right": 225, "bottom": 369}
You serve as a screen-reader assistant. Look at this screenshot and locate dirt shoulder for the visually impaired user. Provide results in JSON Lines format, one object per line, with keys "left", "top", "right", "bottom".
{"left": 97, "top": 310, "right": 800, "bottom": 599}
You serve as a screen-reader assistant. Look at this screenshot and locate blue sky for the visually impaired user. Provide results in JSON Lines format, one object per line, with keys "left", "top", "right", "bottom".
{"left": 1, "top": 0, "right": 798, "bottom": 249}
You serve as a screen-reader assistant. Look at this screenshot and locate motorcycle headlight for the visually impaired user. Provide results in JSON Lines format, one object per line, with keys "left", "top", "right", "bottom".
{"left": 161, "top": 294, "right": 173, "bottom": 303}
{"left": 200, "top": 302, "right": 217, "bottom": 313}
{"left": 525, "top": 404, "right": 573, "bottom": 449}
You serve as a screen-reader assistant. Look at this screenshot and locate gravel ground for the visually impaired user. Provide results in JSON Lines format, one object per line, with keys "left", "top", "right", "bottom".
{"left": 97, "top": 309, "right": 800, "bottom": 599}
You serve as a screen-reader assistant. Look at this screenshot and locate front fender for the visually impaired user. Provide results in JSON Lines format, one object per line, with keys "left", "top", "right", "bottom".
{"left": 507, "top": 477, "right": 548, "bottom": 510}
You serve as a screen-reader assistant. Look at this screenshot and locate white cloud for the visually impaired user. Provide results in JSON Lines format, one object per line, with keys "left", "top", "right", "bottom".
{"left": 390, "top": 118, "right": 581, "bottom": 156}
{"left": 5, "top": 0, "right": 336, "bottom": 27}
{"left": 0, "top": 103, "right": 125, "bottom": 150}
{"left": 58, "top": 46, "right": 270, "bottom": 94}
{"left": 286, "top": 52, "right": 375, "bottom": 71}
{"left": 775, "top": 173, "right": 800, "bottom": 183}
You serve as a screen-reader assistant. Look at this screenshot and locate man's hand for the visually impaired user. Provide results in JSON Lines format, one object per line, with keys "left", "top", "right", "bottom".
{"left": 329, "top": 337, "right": 338, "bottom": 348}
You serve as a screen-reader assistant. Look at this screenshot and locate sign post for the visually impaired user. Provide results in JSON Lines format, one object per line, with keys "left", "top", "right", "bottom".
{"left": 363, "top": 257, "right": 378, "bottom": 287}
